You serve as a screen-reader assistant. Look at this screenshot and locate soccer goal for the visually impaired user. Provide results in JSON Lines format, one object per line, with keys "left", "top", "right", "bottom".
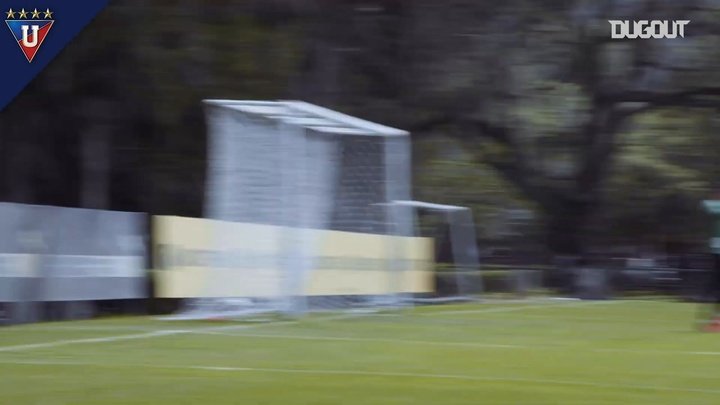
{"left": 386, "top": 200, "right": 483, "bottom": 302}
{"left": 160, "top": 100, "right": 477, "bottom": 320}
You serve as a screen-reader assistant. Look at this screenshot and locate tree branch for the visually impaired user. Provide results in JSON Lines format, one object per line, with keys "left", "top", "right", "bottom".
{"left": 609, "top": 87, "right": 720, "bottom": 117}
{"left": 408, "top": 112, "right": 513, "bottom": 144}
{"left": 482, "top": 156, "right": 556, "bottom": 212}
{"left": 406, "top": 113, "right": 454, "bottom": 134}
{"left": 576, "top": 107, "right": 624, "bottom": 200}
{"left": 409, "top": 113, "right": 560, "bottom": 211}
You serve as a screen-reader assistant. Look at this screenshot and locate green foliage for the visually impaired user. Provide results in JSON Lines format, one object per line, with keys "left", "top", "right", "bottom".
{"left": 0, "top": 1, "right": 305, "bottom": 215}
{"left": 1, "top": 0, "right": 718, "bottom": 253}
{"left": 603, "top": 109, "right": 720, "bottom": 246}
{"left": 414, "top": 137, "right": 538, "bottom": 241}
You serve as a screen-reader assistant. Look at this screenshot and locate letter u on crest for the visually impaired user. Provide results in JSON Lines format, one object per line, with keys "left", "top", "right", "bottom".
{"left": 20, "top": 25, "right": 39, "bottom": 47}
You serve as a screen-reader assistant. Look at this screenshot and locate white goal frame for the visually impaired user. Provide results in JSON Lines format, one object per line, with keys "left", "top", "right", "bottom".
{"left": 387, "top": 200, "right": 483, "bottom": 301}
{"left": 163, "top": 100, "right": 421, "bottom": 320}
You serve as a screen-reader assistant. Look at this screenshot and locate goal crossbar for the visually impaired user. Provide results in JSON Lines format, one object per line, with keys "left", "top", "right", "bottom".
{"left": 384, "top": 200, "right": 483, "bottom": 299}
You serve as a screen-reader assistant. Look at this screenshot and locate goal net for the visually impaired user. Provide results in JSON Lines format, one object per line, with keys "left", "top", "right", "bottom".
{"left": 387, "top": 201, "right": 483, "bottom": 303}
{"left": 160, "top": 100, "right": 477, "bottom": 320}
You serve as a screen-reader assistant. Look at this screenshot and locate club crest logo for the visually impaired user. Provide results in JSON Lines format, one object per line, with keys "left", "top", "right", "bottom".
{"left": 5, "top": 8, "right": 54, "bottom": 63}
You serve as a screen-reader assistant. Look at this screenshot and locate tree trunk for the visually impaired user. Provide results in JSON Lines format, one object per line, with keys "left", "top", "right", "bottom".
{"left": 79, "top": 99, "right": 113, "bottom": 210}
{"left": 545, "top": 199, "right": 593, "bottom": 256}
{"left": 80, "top": 124, "right": 110, "bottom": 209}
{"left": 543, "top": 199, "right": 595, "bottom": 295}
{"left": 4, "top": 116, "right": 35, "bottom": 203}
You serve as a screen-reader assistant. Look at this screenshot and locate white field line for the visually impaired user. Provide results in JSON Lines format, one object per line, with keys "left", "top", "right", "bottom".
{"left": 0, "top": 300, "right": 613, "bottom": 336}
{"left": 4, "top": 312, "right": 670, "bottom": 334}
{"left": 400, "top": 314, "right": 685, "bottom": 328}
{"left": 5, "top": 325, "right": 174, "bottom": 332}
{"left": 194, "top": 331, "right": 522, "bottom": 349}
{"left": 469, "top": 313, "right": 682, "bottom": 324}
{"left": 0, "top": 315, "right": 351, "bottom": 353}
{"left": 190, "top": 330, "right": 720, "bottom": 357}
{"left": 2, "top": 359, "right": 720, "bottom": 395}
{"left": 421, "top": 299, "right": 620, "bottom": 316}
{"left": 0, "top": 300, "right": 645, "bottom": 354}
{"left": 593, "top": 347, "right": 720, "bottom": 356}
{"left": 192, "top": 365, "right": 720, "bottom": 395}
{"left": 0, "top": 301, "right": 690, "bottom": 355}
{"left": 0, "top": 330, "right": 185, "bottom": 352}
{"left": 0, "top": 312, "right": 385, "bottom": 353}
{"left": 8, "top": 321, "right": 716, "bottom": 358}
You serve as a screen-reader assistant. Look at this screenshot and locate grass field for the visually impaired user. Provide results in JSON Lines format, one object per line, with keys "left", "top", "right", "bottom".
{"left": 1, "top": 299, "right": 720, "bottom": 404}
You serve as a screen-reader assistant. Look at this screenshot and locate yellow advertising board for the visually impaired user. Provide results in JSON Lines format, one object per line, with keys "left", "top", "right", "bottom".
{"left": 153, "top": 216, "right": 434, "bottom": 298}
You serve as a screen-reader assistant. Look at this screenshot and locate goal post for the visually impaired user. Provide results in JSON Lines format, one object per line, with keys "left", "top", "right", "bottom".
{"left": 156, "top": 100, "right": 489, "bottom": 319}
{"left": 158, "top": 100, "right": 431, "bottom": 319}
{"left": 385, "top": 200, "right": 484, "bottom": 302}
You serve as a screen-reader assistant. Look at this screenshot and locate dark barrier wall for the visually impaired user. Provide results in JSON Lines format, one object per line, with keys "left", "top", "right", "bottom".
{"left": 0, "top": 203, "right": 147, "bottom": 323}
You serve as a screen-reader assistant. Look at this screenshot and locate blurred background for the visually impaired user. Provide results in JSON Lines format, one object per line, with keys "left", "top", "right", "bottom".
{"left": 1, "top": 0, "right": 719, "bottom": 300}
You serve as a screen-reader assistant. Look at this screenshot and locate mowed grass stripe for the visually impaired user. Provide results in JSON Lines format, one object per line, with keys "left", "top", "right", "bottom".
{"left": 2, "top": 360, "right": 720, "bottom": 396}
{"left": 1, "top": 300, "right": 719, "bottom": 404}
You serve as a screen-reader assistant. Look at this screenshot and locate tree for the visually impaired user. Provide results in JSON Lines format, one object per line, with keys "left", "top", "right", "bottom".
{"left": 601, "top": 108, "right": 720, "bottom": 250}
{"left": 1, "top": 0, "right": 718, "bottom": 257}
{"left": 0, "top": 0, "right": 306, "bottom": 215}
{"left": 296, "top": 0, "right": 720, "bottom": 255}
